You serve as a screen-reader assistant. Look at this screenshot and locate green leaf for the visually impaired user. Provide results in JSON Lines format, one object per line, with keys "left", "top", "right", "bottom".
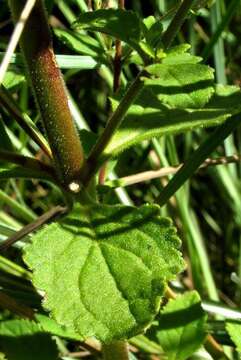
{"left": 78, "top": 129, "right": 98, "bottom": 156}
{"left": 103, "top": 85, "right": 240, "bottom": 160}
{"left": 54, "top": 28, "right": 105, "bottom": 61}
{"left": 24, "top": 202, "right": 184, "bottom": 342}
{"left": 2, "top": 71, "right": 25, "bottom": 91}
{"left": 156, "top": 291, "right": 207, "bottom": 360}
{"left": 143, "top": 63, "right": 214, "bottom": 109}
{"left": 73, "top": 9, "right": 142, "bottom": 49}
{"left": 163, "top": 44, "right": 202, "bottom": 64}
{"left": 0, "top": 319, "right": 59, "bottom": 360}
{"left": 142, "top": 16, "right": 156, "bottom": 32}
{"left": 226, "top": 321, "right": 241, "bottom": 353}
{"left": 144, "top": 20, "right": 163, "bottom": 49}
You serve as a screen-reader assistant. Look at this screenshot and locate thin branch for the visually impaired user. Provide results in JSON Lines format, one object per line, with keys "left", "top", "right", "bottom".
{"left": 0, "top": 85, "right": 52, "bottom": 158}
{"left": 162, "top": 0, "right": 196, "bottom": 49}
{"left": 0, "top": 205, "right": 67, "bottom": 251}
{"left": 106, "top": 154, "right": 241, "bottom": 188}
{"left": 0, "top": 0, "right": 36, "bottom": 84}
{"left": 88, "top": 0, "right": 92, "bottom": 11}
{"left": 0, "top": 291, "right": 35, "bottom": 319}
{"left": 113, "top": 0, "right": 125, "bottom": 92}
{"left": 81, "top": 71, "right": 144, "bottom": 185}
{"left": 0, "top": 150, "right": 55, "bottom": 175}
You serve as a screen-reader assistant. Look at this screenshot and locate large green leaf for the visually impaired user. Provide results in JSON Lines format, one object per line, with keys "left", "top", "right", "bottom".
{"left": 143, "top": 63, "right": 214, "bottom": 109}
{"left": 103, "top": 85, "right": 241, "bottom": 160}
{"left": 0, "top": 319, "right": 59, "bottom": 360}
{"left": 226, "top": 322, "right": 241, "bottom": 353}
{"left": 156, "top": 291, "right": 207, "bottom": 360}
{"left": 24, "top": 202, "right": 184, "bottom": 342}
{"left": 73, "top": 9, "right": 142, "bottom": 50}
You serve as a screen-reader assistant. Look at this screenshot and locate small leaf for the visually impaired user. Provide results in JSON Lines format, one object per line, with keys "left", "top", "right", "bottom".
{"left": 103, "top": 85, "right": 240, "bottom": 160}
{"left": 3, "top": 71, "right": 25, "bottom": 90}
{"left": 143, "top": 63, "right": 214, "bottom": 109}
{"left": 24, "top": 202, "right": 184, "bottom": 342}
{"left": 73, "top": 9, "right": 142, "bottom": 49}
{"left": 226, "top": 321, "right": 241, "bottom": 353}
{"left": 156, "top": 291, "right": 207, "bottom": 360}
{"left": 0, "top": 319, "right": 60, "bottom": 360}
{"left": 145, "top": 21, "right": 163, "bottom": 49}
{"left": 163, "top": 44, "right": 202, "bottom": 64}
{"left": 78, "top": 129, "right": 98, "bottom": 156}
{"left": 36, "top": 314, "right": 82, "bottom": 340}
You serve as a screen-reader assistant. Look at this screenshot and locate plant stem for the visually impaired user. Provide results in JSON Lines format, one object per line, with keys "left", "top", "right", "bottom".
{"left": 0, "top": 85, "right": 51, "bottom": 158}
{"left": 8, "top": 0, "right": 85, "bottom": 190}
{"left": 81, "top": 72, "right": 144, "bottom": 185}
{"left": 0, "top": 205, "right": 67, "bottom": 251}
{"left": 113, "top": 0, "right": 125, "bottom": 92}
{"left": 102, "top": 341, "right": 129, "bottom": 360}
{"left": 106, "top": 154, "right": 241, "bottom": 188}
{"left": 0, "top": 0, "right": 36, "bottom": 84}
{"left": 0, "top": 150, "right": 55, "bottom": 175}
{"left": 0, "top": 189, "right": 36, "bottom": 223}
{"left": 162, "top": 0, "right": 196, "bottom": 49}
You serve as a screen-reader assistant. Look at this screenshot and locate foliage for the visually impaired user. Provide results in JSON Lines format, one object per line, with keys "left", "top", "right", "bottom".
{"left": 1, "top": 0, "right": 241, "bottom": 359}
{"left": 226, "top": 322, "right": 241, "bottom": 354}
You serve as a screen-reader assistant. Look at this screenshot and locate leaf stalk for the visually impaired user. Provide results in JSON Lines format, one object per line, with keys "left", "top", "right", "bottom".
{"left": 80, "top": 71, "right": 144, "bottom": 185}
{"left": 102, "top": 341, "right": 130, "bottom": 360}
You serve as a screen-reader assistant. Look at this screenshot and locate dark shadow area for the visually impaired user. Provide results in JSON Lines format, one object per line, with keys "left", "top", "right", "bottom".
{"left": 157, "top": 302, "right": 204, "bottom": 330}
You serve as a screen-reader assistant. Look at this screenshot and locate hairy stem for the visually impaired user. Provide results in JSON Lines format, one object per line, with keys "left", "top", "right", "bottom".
{"left": 102, "top": 341, "right": 129, "bottom": 360}
{"left": 162, "top": 0, "right": 196, "bottom": 49}
{"left": 8, "top": 0, "right": 85, "bottom": 190}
